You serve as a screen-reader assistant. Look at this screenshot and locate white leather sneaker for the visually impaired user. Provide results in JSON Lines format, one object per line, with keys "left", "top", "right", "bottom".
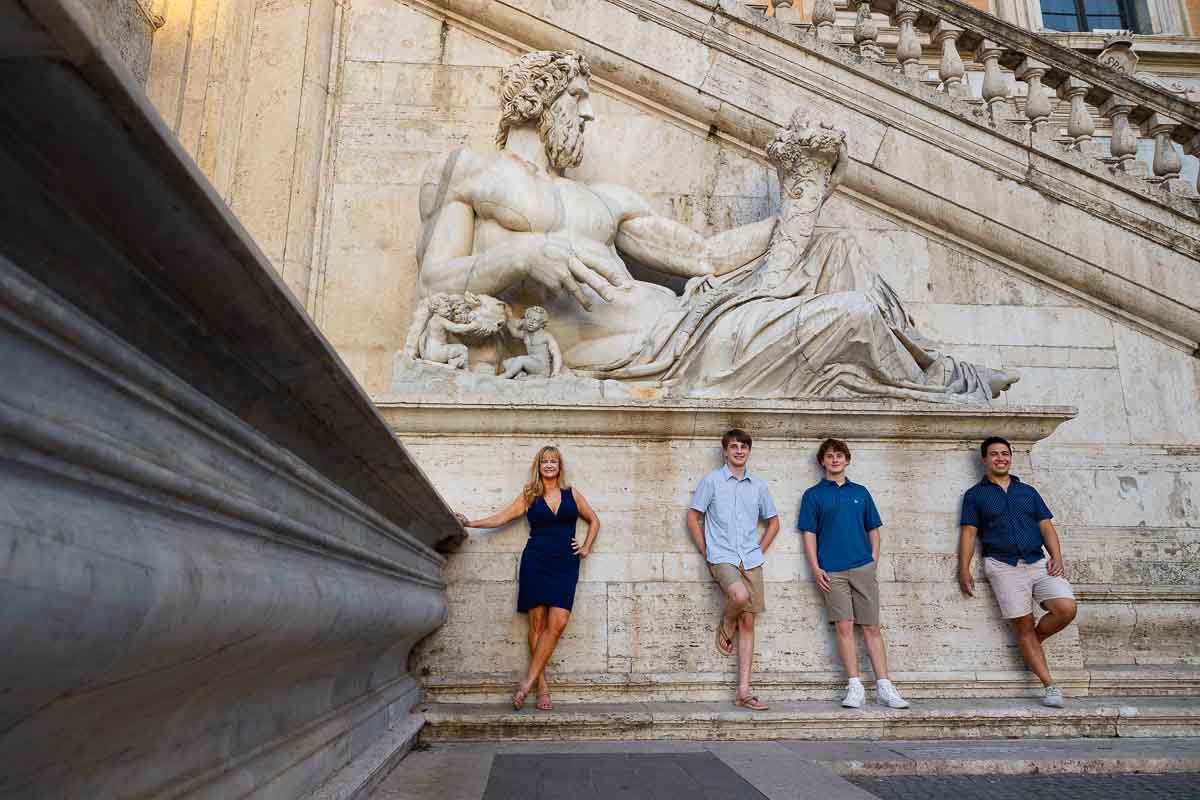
{"left": 1043, "top": 686, "right": 1065, "bottom": 708}
{"left": 875, "top": 680, "right": 910, "bottom": 709}
{"left": 841, "top": 682, "right": 865, "bottom": 708}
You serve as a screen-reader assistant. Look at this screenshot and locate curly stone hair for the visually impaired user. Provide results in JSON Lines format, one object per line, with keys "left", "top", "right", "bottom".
{"left": 496, "top": 50, "right": 592, "bottom": 148}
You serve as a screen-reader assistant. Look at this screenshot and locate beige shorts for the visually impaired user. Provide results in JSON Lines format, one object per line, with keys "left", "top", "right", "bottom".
{"left": 709, "top": 562, "right": 766, "bottom": 614}
{"left": 984, "top": 556, "right": 1075, "bottom": 619}
{"left": 823, "top": 562, "right": 880, "bottom": 626}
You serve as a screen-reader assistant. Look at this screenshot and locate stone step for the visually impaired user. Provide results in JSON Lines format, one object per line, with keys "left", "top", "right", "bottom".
{"left": 421, "top": 666, "right": 1200, "bottom": 704}
{"left": 419, "top": 697, "right": 1200, "bottom": 742}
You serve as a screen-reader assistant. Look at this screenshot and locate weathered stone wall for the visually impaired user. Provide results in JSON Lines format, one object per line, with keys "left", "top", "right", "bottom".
{"left": 144, "top": 0, "right": 1200, "bottom": 699}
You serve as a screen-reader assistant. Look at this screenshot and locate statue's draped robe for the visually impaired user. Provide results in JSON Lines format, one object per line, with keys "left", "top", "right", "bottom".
{"left": 574, "top": 233, "right": 999, "bottom": 403}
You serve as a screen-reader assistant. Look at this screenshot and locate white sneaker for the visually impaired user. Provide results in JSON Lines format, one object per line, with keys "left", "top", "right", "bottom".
{"left": 875, "top": 680, "right": 910, "bottom": 709}
{"left": 1042, "top": 686, "right": 1065, "bottom": 708}
{"left": 841, "top": 681, "right": 865, "bottom": 708}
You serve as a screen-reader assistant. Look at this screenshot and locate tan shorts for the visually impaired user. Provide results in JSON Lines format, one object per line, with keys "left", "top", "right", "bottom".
{"left": 709, "top": 562, "right": 766, "bottom": 614}
{"left": 823, "top": 562, "right": 880, "bottom": 626}
{"left": 984, "top": 557, "right": 1075, "bottom": 619}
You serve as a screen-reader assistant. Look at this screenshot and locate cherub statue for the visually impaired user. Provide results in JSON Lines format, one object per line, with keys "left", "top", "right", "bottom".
{"left": 403, "top": 291, "right": 508, "bottom": 370}
{"left": 501, "top": 306, "right": 563, "bottom": 379}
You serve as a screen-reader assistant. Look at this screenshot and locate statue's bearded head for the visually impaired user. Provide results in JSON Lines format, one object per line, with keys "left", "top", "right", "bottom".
{"left": 496, "top": 50, "right": 594, "bottom": 171}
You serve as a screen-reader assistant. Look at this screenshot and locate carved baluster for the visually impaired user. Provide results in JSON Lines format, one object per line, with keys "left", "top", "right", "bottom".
{"left": 1099, "top": 96, "right": 1148, "bottom": 177}
{"left": 812, "top": 0, "right": 837, "bottom": 42}
{"left": 893, "top": 2, "right": 923, "bottom": 79}
{"left": 974, "top": 40, "right": 1010, "bottom": 123}
{"left": 1143, "top": 113, "right": 1191, "bottom": 194}
{"left": 932, "top": 22, "right": 966, "bottom": 97}
{"left": 1183, "top": 132, "right": 1200, "bottom": 195}
{"left": 853, "top": 1, "right": 883, "bottom": 61}
{"left": 1015, "top": 58, "right": 1052, "bottom": 133}
{"left": 1056, "top": 77, "right": 1098, "bottom": 155}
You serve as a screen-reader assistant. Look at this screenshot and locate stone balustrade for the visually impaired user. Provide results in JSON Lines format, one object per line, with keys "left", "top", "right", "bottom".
{"left": 748, "top": 0, "right": 1200, "bottom": 197}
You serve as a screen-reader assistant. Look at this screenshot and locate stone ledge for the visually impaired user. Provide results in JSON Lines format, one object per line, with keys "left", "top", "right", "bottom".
{"left": 1075, "top": 585, "right": 1200, "bottom": 602}
{"left": 418, "top": 697, "right": 1200, "bottom": 741}
{"left": 421, "top": 670, "right": 1094, "bottom": 704}
{"left": 305, "top": 714, "right": 425, "bottom": 800}
{"left": 378, "top": 398, "right": 1075, "bottom": 443}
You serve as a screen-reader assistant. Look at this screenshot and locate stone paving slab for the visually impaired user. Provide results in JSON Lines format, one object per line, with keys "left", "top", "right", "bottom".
{"left": 846, "top": 772, "right": 1200, "bottom": 799}
{"left": 370, "top": 737, "right": 1200, "bottom": 799}
{"left": 481, "top": 752, "right": 768, "bottom": 800}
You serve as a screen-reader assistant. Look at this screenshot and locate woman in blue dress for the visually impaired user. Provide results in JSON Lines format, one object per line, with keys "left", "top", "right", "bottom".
{"left": 455, "top": 446, "right": 600, "bottom": 710}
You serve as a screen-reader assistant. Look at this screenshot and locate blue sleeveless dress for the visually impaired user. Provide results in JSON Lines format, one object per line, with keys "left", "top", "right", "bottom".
{"left": 517, "top": 488, "right": 581, "bottom": 613}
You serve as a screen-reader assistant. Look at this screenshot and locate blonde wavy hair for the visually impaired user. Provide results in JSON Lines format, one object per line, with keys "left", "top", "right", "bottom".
{"left": 496, "top": 50, "right": 591, "bottom": 149}
{"left": 522, "top": 445, "right": 570, "bottom": 506}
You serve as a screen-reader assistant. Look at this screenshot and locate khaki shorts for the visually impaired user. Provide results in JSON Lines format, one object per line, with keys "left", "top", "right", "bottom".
{"left": 984, "top": 557, "right": 1074, "bottom": 619}
{"left": 823, "top": 562, "right": 880, "bottom": 626}
{"left": 709, "top": 562, "right": 766, "bottom": 614}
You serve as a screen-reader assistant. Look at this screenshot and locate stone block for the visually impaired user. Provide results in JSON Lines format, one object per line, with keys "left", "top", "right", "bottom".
{"left": 1031, "top": 469, "right": 1200, "bottom": 529}
{"left": 1113, "top": 326, "right": 1200, "bottom": 446}
{"left": 906, "top": 304, "right": 1114, "bottom": 349}
{"left": 1003, "top": 366, "right": 1131, "bottom": 444}
{"left": 348, "top": 0, "right": 446, "bottom": 63}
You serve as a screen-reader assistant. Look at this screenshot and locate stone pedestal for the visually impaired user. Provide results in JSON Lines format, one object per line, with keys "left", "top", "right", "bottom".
{"left": 0, "top": 3, "right": 457, "bottom": 797}
{"left": 381, "top": 397, "right": 1087, "bottom": 704}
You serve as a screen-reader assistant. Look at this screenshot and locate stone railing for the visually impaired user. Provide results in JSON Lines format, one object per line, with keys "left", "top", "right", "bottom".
{"left": 758, "top": 0, "right": 1200, "bottom": 196}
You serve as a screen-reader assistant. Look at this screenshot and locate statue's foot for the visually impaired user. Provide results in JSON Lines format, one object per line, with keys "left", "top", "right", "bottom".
{"left": 987, "top": 368, "right": 1020, "bottom": 398}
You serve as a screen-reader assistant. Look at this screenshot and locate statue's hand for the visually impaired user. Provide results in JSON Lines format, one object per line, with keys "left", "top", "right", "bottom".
{"left": 521, "top": 236, "right": 623, "bottom": 310}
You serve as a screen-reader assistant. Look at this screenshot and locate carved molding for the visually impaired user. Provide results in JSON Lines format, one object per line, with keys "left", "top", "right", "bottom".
{"left": 378, "top": 398, "right": 1076, "bottom": 442}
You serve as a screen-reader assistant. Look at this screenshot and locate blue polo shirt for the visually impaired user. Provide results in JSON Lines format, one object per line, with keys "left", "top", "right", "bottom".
{"left": 960, "top": 475, "right": 1052, "bottom": 566}
{"left": 796, "top": 478, "right": 882, "bottom": 573}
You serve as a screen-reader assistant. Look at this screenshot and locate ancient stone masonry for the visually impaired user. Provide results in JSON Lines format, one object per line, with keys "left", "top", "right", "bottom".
{"left": 135, "top": 0, "right": 1200, "bottom": 729}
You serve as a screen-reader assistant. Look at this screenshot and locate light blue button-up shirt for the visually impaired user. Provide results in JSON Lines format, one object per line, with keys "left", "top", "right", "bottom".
{"left": 689, "top": 464, "right": 779, "bottom": 569}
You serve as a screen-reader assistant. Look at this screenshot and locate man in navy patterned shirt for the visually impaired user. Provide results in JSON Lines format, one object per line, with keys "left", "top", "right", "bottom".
{"left": 958, "top": 436, "right": 1077, "bottom": 708}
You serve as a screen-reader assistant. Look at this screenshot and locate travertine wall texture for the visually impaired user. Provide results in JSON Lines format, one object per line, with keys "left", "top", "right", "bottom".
{"left": 145, "top": 0, "right": 1200, "bottom": 699}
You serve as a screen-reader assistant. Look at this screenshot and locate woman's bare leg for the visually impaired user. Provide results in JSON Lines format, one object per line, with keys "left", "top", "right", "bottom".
{"left": 518, "top": 607, "right": 571, "bottom": 695}
{"left": 527, "top": 606, "right": 550, "bottom": 697}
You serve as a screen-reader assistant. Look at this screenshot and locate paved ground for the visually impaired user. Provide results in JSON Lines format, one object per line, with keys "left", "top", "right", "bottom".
{"left": 369, "top": 738, "right": 1200, "bottom": 800}
{"left": 847, "top": 773, "right": 1200, "bottom": 799}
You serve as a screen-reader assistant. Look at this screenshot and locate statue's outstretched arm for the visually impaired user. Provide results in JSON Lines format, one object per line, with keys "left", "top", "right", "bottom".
{"left": 601, "top": 185, "right": 775, "bottom": 278}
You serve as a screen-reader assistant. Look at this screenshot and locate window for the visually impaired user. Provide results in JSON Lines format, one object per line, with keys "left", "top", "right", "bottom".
{"left": 1040, "top": 0, "right": 1130, "bottom": 30}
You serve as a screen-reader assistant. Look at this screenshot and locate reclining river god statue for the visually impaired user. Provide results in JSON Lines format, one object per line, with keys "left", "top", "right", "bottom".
{"left": 411, "top": 49, "right": 1018, "bottom": 403}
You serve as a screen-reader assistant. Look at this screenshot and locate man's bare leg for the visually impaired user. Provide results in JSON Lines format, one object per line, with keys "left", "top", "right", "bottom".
{"left": 1036, "top": 598, "right": 1077, "bottom": 643}
{"left": 736, "top": 610, "right": 756, "bottom": 697}
{"left": 834, "top": 619, "right": 859, "bottom": 678}
{"left": 527, "top": 606, "right": 551, "bottom": 705}
{"left": 1011, "top": 614, "right": 1054, "bottom": 686}
{"left": 860, "top": 624, "right": 890, "bottom": 680}
{"left": 720, "top": 583, "right": 750, "bottom": 652}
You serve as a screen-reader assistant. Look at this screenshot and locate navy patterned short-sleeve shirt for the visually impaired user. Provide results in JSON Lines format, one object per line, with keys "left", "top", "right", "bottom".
{"left": 960, "top": 475, "right": 1053, "bottom": 566}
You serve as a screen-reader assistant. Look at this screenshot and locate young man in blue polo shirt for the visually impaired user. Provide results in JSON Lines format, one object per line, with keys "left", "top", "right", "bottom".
{"left": 799, "top": 438, "right": 909, "bottom": 709}
{"left": 959, "top": 436, "right": 1077, "bottom": 708}
{"left": 688, "top": 428, "right": 780, "bottom": 712}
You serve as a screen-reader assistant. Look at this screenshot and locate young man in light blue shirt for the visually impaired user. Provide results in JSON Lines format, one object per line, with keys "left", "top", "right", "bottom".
{"left": 687, "top": 428, "right": 780, "bottom": 711}
{"left": 798, "top": 438, "right": 909, "bottom": 710}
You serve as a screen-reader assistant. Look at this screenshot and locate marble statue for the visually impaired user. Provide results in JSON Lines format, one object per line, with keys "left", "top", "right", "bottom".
{"left": 403, "top": 291, "right": 508, "bottom": 370}
{"left": 502, "top": 306, "right": 564, "bottom": 379}
{"left": 414, "top": 49, "right": 1018, "bottom": 402}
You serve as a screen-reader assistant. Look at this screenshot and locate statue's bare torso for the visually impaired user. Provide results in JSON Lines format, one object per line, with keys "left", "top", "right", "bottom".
{"left": 419, "top": 146, "right": 768, "bottom": 366}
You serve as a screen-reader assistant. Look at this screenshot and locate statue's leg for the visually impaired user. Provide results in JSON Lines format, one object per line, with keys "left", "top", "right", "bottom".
{"left": 449, "top": 344, "right": 469, "bottom": 370}
{"left": 502, "top": 355, "right": 532, "bottom": 379}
